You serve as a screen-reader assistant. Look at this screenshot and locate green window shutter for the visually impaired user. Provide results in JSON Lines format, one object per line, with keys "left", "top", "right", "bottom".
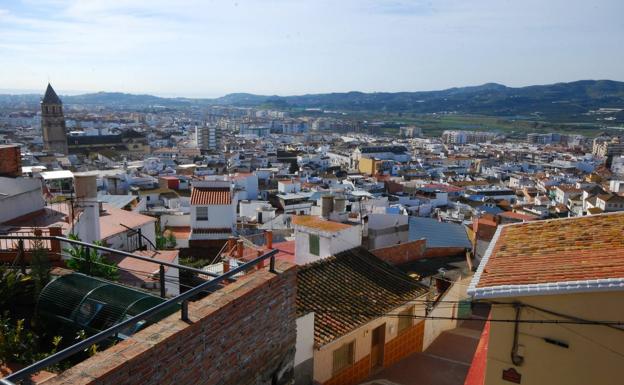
{"left": 309, "top": 234, "right": 320, "bottom": 256}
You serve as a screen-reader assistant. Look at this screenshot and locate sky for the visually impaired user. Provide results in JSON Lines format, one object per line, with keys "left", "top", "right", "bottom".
{"left": 0, "top": 0, "right": 623, "bottom": 98}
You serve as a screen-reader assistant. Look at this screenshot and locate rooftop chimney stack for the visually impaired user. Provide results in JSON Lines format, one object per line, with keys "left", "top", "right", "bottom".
{"left": 74, "top": 173, "right": 100, "bottom": 244}
{"left": 321, "top": 195, "right": 334, "bottom": 219}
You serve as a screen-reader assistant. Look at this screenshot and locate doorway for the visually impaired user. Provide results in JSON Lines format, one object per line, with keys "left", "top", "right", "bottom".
{"left": 371, "top": 324, "right": 386, "bottom": 370}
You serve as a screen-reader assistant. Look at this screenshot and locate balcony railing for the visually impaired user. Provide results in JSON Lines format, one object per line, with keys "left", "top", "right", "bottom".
{"left": 0, "top": 234, "right": 279, "bottom": 385}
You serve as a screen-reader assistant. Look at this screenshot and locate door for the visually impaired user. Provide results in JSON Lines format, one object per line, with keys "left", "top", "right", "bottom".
{"left": 371, "top": 324, "right": 386, "bottom": 369}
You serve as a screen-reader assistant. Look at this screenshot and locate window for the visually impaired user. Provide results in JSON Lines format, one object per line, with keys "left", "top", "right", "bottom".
{"left": 196, "top": 206, "right": 208, "bottom": 221}
{"left": 309, "top": 233, "right": 319, "bottom": 256}
{"left": 332, "top": 341, "right": 354, "bottom": 374}
{"left": 398, "top": 305, "right": 414, "bottom": 333}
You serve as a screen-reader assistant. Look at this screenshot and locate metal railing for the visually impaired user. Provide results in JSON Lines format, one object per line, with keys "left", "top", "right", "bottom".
{"left": 0, "top": 228, "right": 56, "bottom": 251}
{"left": 0, "top": 235, "right": 279, "bottom": 385}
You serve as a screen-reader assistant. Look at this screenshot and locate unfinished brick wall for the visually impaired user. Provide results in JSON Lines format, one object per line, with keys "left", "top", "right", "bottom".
{"left": 47, "top": 260, "right": 297, "bottom": 385}
{"left": 423, "top": 246, "right": 467, "bottom": 258}
{"left": 0, "top": 145, "right": 21, "bottom": 177}
{"left": 371, "top": 239, "right": 426, "bottom": 265}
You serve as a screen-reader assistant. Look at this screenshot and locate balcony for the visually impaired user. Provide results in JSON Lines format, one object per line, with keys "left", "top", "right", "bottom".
{"left": 0, "top": 234, "right": 283, "bottom": 385}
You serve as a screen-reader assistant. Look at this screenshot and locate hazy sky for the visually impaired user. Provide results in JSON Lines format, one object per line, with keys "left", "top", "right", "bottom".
{"left": 1, "top": 0, "right": 623, "bottom": 97}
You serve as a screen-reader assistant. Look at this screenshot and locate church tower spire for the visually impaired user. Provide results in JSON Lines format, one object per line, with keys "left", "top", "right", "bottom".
{"left": 41, "top": 83, "right": 68, "bottom": 155}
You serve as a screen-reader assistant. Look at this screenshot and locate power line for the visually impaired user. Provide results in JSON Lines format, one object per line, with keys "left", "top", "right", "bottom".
{"left": 523, "top": 307, "right": 624, "bottom": 359}
{"left": 298, "top": 307, "right": 624, "bottom": 327}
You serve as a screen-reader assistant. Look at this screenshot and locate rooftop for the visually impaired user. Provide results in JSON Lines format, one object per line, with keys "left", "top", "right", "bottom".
{"left": 100, "top": 204, "right": 157, "bottom": 240}
{"left": 292, "top": 215, "right": 353, "bottom": 233}
{"left": 190, "top": 186, "right": 231, "bottom": 205}
{"left": 469, "top": 213, "right": 624, "bottom": 299}
{"left": 297, "top": 247, "right": 427, "bottom": 346}
{"left": 42, "top": 83, "right": 62, "bottom": 105}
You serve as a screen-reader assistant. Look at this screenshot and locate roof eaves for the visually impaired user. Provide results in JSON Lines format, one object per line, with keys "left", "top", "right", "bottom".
{"left": 467, "top": 225, "right": 504, "bottom": 298}
{"left": 470, "top": 278, "right": 624, "bottom": 299}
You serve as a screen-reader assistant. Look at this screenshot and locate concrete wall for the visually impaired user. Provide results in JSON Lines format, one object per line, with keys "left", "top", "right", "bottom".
{"left": 295, "top": 312, "right": 315, "bottom": 385}
{"left": 313, "top": 298, "right": 428, "bottom": 384}
{"left": 160, "top": 213, "right": 190, "bottom": 227}
{"left": 484, "top": 290, "right": 624, "bottom": 385}
{"left": 367, "top": 213, "right": 409, "bottom": 249}
{"left": 104, "top": 221, "right": 156, "bottom": 252}
{"left": 191, "top": 204, "right": 235, "bottom": 230}
{"left": 46, "top": 260, "right": 297, "bottom": 385}
{"left": 294, "top": 225, "right": 361, "bottom": 265}
{"left": 422, "top": 276, "right": 468, "bottom": 350}
{"left": 0, "top": 178, "right": 45, "bottom": 223}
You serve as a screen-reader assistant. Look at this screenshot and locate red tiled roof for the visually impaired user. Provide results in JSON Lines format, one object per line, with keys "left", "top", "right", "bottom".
{"left": 193, "top": 227, "right": 232, "bottom": 234}
{"left": 273, "top": 240, "right": 295, "bottom": 264}
{"left": 424, "top": 183, "right": 464, "bottom": 192}
{"left": 165, "top": 226, "right": 191, "bottom": 239}
{"left": 497, "top": 211, "right": 539, "bottom": 221}
{"left": 475, "top": 213, "right": 624, "bottom": 289}
{"left": 190, "top": 187, "right": 231, "bottom": 205}
{"left": 297, "top": 247, "right": 427, "bottom": 346}
{"left": 100, "top": 204, "right": 156, "bottom": 240}
{"left": 110, "top": 250, "right": 180, "bottom": 286}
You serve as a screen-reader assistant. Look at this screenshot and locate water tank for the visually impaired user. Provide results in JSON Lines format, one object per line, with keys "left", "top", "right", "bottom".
{"left": 321, "top": 195, "right": 334, "bottom": 218}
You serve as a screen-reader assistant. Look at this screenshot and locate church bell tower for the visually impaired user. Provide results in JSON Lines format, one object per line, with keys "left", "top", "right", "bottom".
{"left": 41, "top": 83, "right": 68, "bottom": 155}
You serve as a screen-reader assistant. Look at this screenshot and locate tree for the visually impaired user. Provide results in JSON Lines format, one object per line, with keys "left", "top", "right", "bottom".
{"left": 0, "top": 266, "right": 24, "bottom": 311}
{"left": 64, "top": 235, "right": 118, "bottom": 281}
{"left": 30, "top": 239, "right": 51, "bottom": 299}
{"left": 155, "top": 222, "right": 176, "bottom": 250}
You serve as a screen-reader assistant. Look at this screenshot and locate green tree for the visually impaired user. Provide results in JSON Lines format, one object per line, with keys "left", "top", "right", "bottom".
{"left": 64, "top": 235, "right": 118, "bottom": 281}
{"left": 30, "top": 239, "right": 51, "bottom": 299}
{"left": 0, "top": 266, "right": 25, "bottom": 311}
{"left": 155, "top": 222, "right": 177, "bottom": 250}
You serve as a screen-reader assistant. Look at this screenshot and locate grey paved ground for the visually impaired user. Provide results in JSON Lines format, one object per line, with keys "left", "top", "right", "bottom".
{"left": 360, "top": 316, "right": 487, "bottom": 385}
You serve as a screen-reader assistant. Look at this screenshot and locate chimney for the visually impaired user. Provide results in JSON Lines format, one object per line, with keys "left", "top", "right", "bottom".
{"left": 321, "top": 195, "right": 334, "bottom": 219}
{"left": 0, "top": 144, "right": 22, "bottom": 178}
{"left": 74, "top": 173, "right": 100, "bottom": 243}
{"left": 227, "top": 236, "right": 236, "bottom": 255}
{"left": 237, "top": 239, "right": 244, "bottom": 260}
{"left": 265, "top": 230, "right": 273, "bottom": 249}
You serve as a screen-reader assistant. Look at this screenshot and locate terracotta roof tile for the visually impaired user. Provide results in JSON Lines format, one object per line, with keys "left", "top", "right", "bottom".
{"left": 190, "top": 187, "right": 231, "bottom": 205}
{"left": 292, "top": 215, "right": 352, "bottom": 233}
{"left": 476, "top": 213, "right": 624, "bottom": 289}
{"left": 296, "top": 247, "right": 427, "bottom": 346}
{"left": 193, "top": 227, "right": 232, "bottom": 234}
{"left": 100, "top": 204, "right": 156, "bottom": 240}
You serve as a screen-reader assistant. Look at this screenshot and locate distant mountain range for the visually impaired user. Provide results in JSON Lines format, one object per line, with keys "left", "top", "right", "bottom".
{"left": 2, "top": 80, "right": 624, "bottom": 120}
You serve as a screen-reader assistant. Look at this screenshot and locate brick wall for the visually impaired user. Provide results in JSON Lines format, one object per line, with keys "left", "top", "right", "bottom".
{"left": 371, "top": 240, "right": 466, "bottom": 265}
{"left": 0, "top": 145, "right": 21, "bottom": 177}
{"left": 383, "top": 321, "right": 424, "bottom": 367}
{"left": 370, "top": 239, "right": 426, "bottom": 265}
{"left": 46, "top": 260, "right": 297, "bottom": 385}
{"left": 423, "top": 246, "right": 467, "bottom": 258}
{"left": 323, "top": 355, "right": 371, "bottom": 385}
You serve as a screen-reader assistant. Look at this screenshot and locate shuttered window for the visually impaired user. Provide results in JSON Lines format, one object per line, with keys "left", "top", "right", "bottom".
{"left": 309, "top": 233, "right": 320, "bottom": 256}
{"left": 332, "top": 341, "right": 354, "bottom": 374}
{"left": 196, "top": 206, "right": 208, "bottom": 221}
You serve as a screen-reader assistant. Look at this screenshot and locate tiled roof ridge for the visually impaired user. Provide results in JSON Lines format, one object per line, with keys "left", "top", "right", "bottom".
{"left": 298, "top": 246, "right": 426, "bottom": 289}
{"left": 468, "top": 212, "right": 624, "bottom": 299}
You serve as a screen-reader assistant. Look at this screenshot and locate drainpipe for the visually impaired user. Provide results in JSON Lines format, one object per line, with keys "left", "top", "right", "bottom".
{"left": 511, "top": 303, "right": 525, "bottom": 366}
